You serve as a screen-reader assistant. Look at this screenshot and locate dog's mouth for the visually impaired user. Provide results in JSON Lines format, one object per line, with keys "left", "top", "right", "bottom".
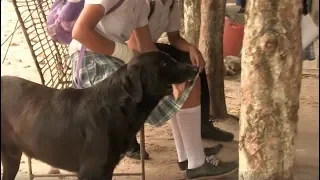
{"left": 165, "top": 79, "right": 193, "bottom": 92}
{"left": 170, "top": 79, "right": 196, "bottom": 100}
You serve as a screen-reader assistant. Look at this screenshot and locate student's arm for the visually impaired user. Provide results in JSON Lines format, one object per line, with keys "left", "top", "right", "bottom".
{"left": 72, "top": 0, "right": 138, "bottom": 63}
{"left": 167, "top": 31, "right": 205, "bottom": 72}
{"left": 164, "top": 2, "right": 205, "bottom": 71}
{"left": 165, "top": 1, "right": 192, "bottom": 52}
{"left": 167, "top": 31, "right": 193, "bottom": 52}
{"left": 129, "top": 25, "right": 158, "bottom": 52}
{"left": 72, "top": 4, "right": 116, "bottom": 56}
{"left": 128, "top": 0, "right": 158, "bottom": 52}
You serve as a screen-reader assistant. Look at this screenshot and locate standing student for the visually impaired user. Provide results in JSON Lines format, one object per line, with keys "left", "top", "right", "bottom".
{"left": 238, "top": 0, "right": 246, "bottom": 13}
{"left": 125, "top": 0, "right": 235, "bottom": 161}
{"left": 127, "top": 0, "right": 238, "bottom": 179}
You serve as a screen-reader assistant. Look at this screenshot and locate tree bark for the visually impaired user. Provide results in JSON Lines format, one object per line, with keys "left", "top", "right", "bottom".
{"left": 183, "top": 0, "right": 201, "bottom": 46}
{"left": 239, "top": 0, "right": 303, "bottom": 179}
{"left": 199, "top": 0, "right": 228, "bottom": 118}
{"left": 179, "top": 0, "right": 185, "bottom": 35}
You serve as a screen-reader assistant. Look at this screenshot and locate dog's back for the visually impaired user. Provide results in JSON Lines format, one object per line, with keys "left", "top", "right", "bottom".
{"left": 1, "top": 51, "right": 198, "bottom": 180}
{"left": 1, "top": 76, "right": 87, "bottom": 171}
{"left": 1, "top": 74, "right": 141, "bottom": 172}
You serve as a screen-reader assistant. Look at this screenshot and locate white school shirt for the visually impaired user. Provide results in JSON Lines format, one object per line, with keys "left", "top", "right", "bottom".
{"left": 69, "top": 0, "right": 150, "bottom": 55}
{"left": 146, "top": 0, "right": 180, "bottom": 42}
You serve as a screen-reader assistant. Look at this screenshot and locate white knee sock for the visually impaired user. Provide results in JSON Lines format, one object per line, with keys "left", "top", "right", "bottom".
{"left": 176, "top": 105, "right": 205, "bottom": 169}
{"left": 170, "top": 115, "right": 188, "bottom": 162}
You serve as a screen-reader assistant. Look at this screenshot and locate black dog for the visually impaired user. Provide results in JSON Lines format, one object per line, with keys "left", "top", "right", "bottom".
{"left": 1, "top": 51, "right": 198, "bottom": 180}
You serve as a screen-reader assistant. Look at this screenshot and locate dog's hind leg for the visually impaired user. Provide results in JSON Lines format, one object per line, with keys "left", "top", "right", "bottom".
{"left": 1, "top": 145, "right": 22, "bottom": 180}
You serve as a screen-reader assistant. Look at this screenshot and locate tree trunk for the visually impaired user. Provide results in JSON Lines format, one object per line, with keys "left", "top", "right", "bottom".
{"left": 239, "top": 0, "right": 302, "bottom": 179}
{"left": 183, "top": 0, "right": 201, "bottom": 46}
{"left": 179, "top": 0, "right": 185, "bottom": 35}
{"left": 199, "top": 0, "right": 228, "bottom": 118}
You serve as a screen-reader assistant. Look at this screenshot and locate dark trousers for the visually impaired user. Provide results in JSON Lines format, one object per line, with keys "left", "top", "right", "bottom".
{"left": 128, "top": 43, "right": 211, "bottom": 150}
{"left": 241, "top": 0, "right": 246, "bottom": 8}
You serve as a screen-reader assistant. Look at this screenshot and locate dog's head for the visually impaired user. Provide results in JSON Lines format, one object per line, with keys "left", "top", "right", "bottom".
{"left": 122, "top": 51, "right": 198, "bottom": 102}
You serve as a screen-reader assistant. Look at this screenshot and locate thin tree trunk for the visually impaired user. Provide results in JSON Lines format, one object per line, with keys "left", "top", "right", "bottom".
{"left": 199, "top": 0, "right": 228, "bottom": 118}
{"left": 183, "top": 0, "right": 201, "bottom": 46}
{"left": 179, "top": 0, "right": 185, "bottom": 35}
{"left": 239, "top": 0, "right": 302, "bottom": 179}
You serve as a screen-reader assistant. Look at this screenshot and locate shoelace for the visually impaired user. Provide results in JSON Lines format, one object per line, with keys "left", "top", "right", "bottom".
{"left": 205, "top": 155, "right": 220, "bottom": 166}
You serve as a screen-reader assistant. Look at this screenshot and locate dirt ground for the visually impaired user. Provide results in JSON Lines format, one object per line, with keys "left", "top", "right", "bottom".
{"left": 1, "top": 1, "right": 319, "bottom": 180}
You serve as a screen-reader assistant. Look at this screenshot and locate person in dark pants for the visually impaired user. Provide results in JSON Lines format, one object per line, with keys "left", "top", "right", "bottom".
{"left": 125, "top": 0, "right": 235, "bottom": 161}
{"left": 238, "top": 0, "right": 246, "bottom": 13}
{"left": 126, "top": 1, "right": 238, "bottom": 178}
{"left": 125, "top": 44, "right": 235, "bottom": 160}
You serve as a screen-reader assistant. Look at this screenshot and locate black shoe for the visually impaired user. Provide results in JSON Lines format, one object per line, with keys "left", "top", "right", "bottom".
{"left": 177, "top": 144, "right": 223, "bottom": 171}
{"left": 186, "top": 156, "right": 238, "bottom": 179}
{"left": 238, "top": 7, "right": 245, "bottom": 13}
{"left": 125, "top": 144, "right": 150, "bottom": 160}
{"left": 201, "top": 120, "right": 234, "bottom": 142}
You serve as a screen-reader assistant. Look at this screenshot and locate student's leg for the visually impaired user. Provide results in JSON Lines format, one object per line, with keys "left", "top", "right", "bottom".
{"left": 155, "top": 43, "right": 234, "bottom": 141}
{"left": 175, "top": 77, "right": 238, "bottom": 179}
{"left": 125, "top": 44, "right": 234, "bottom": 160}
{"left": 199, "top": 71, "right": 234, "bottom": 142}
{"left": 238, "top": 0, "right": 246, "bottom": 13}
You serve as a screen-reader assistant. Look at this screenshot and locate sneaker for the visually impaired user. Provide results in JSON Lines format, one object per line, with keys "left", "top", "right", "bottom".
{"left": 186, "top": 156, "right": 238, "bottom": 179}
{"left": 238, "top": 7, "right": 245, "bottom": 13}
{"left": 125, "top": 144, "right": 150, "bottom": 160}
{"left": 177, "top": 144, "right": 223, "bottom": 171}
{"left": 201, "top": 120, "right": 234, "bottom": 142}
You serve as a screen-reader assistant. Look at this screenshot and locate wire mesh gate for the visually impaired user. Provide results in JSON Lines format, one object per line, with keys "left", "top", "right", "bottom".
{"left": 10, "top": 0, "right": 146, "bottom": 179}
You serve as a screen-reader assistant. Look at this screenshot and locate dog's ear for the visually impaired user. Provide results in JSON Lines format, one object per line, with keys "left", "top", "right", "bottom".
{"left": 121, "top": 65, "right": 143, "bottom": 103}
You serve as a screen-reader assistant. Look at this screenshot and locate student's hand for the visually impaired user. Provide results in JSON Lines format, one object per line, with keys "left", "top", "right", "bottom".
{"left": 189, "top": 46, "right": 206, "bottom": 72}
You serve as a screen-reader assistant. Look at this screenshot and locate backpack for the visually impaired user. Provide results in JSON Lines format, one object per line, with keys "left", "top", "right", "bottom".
{"left": 46, "top": 0, "right": 124, "bottom": 45}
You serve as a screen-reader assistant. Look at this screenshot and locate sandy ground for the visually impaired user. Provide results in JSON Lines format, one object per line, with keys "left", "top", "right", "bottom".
{"left": 1, "top": 1, "right": 319, "bottom": 180}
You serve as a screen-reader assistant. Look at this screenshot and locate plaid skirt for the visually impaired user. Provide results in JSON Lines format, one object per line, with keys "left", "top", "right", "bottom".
{"left": 71, "top": 51, "right": 196, "bottom": 127}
